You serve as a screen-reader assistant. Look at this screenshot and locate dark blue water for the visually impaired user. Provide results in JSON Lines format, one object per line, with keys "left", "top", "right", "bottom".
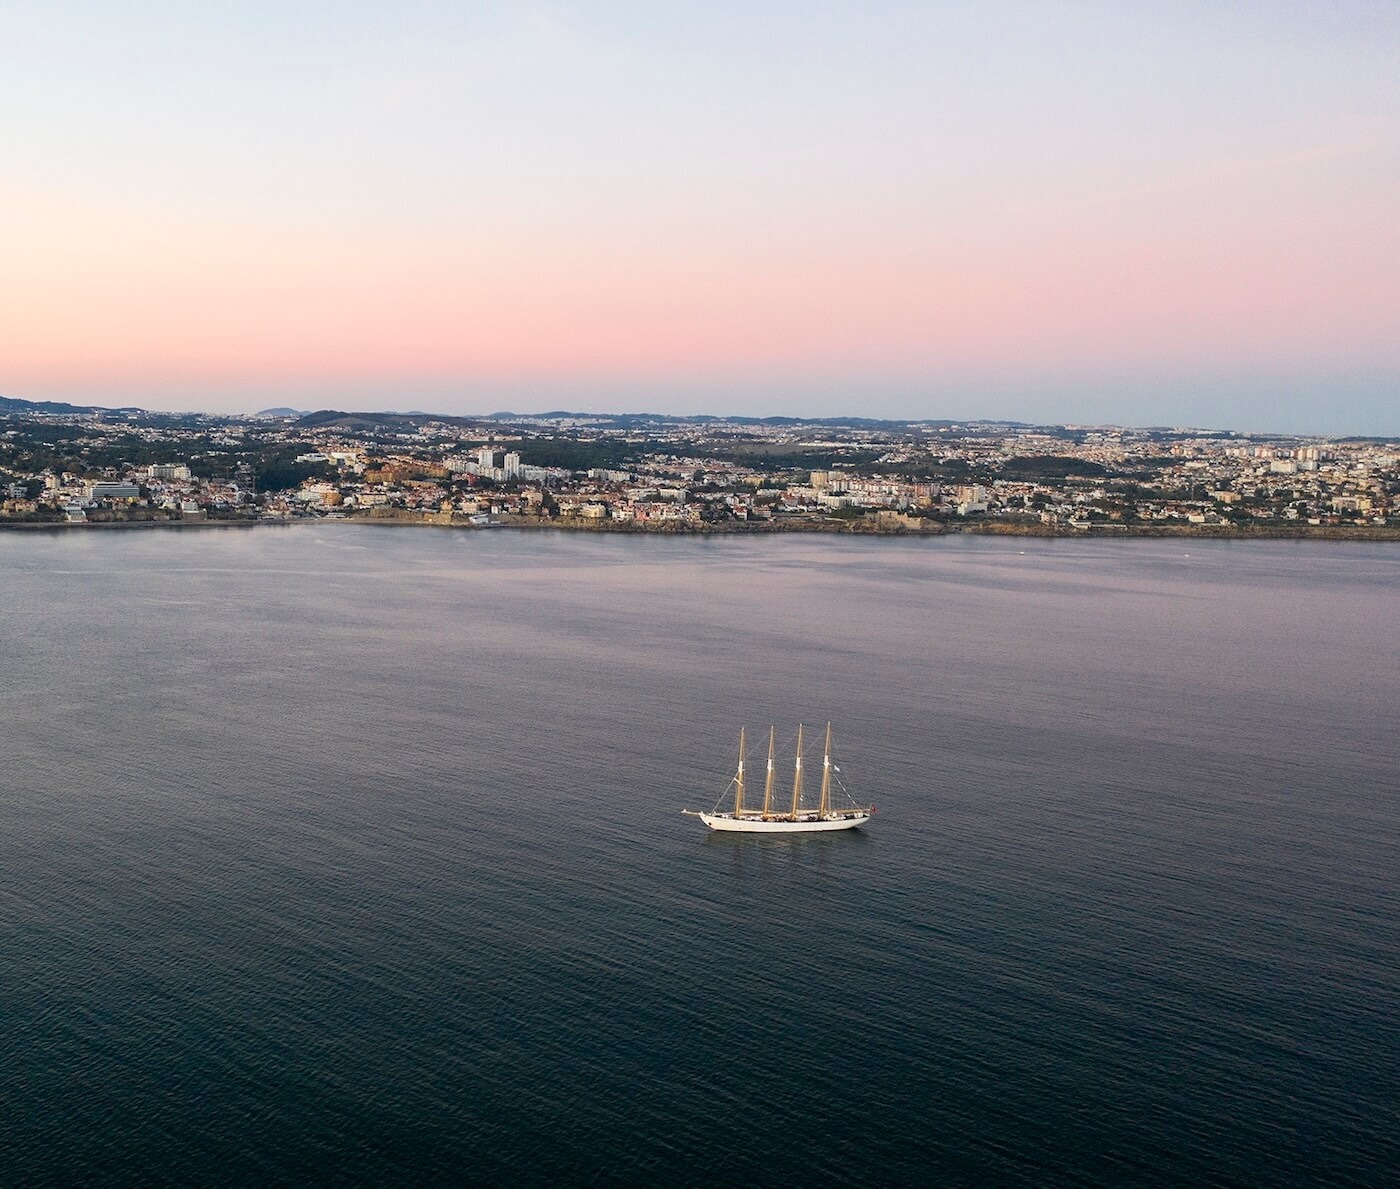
{"left": 2, "top": 527, "right": 1396, "bottom": 1186}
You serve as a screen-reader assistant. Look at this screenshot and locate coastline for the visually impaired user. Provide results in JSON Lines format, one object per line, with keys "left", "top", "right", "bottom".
{"left": 0, "top": 518, "right": 271, "bottom": 532}
{"left": 6, "top": 512, "right": 1399, "bottom": 542}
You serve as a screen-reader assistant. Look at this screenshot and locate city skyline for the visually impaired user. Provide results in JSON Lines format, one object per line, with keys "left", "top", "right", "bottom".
{"left": 4, "top": 2, "right": 1398, "bottom": 434}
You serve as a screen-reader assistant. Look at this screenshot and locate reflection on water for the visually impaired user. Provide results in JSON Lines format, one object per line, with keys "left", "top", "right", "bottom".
{"left": 1, "top": 527, "right": 1396, "bottom": 1187}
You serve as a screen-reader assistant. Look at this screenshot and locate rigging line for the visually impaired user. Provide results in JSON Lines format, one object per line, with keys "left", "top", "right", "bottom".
{"left": 701, "top": 755, "right": 742, "bottom": 811}
{"left": 711, "top": 775, "right": 741, "bottom": 813}
{"left": 831, "top": 771, "right": 862, "bottom": 808}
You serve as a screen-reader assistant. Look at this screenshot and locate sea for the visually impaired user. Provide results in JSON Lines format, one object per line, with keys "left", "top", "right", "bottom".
{"left": 1, "top": 525, "right": 1396, "bottom": 1187}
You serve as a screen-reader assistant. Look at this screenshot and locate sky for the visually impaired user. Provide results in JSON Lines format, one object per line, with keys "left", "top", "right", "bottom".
{"left": 3, "top": 1, "right": 1398, "bottom": 433}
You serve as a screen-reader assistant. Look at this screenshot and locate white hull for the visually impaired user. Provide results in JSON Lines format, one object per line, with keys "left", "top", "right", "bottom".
{"left": 697, "top": 812, "right": 870, "bottom": 833}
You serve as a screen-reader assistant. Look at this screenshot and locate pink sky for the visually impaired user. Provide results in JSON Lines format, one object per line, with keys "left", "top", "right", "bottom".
{"left": 4, "top": 4, "right": 1399, "bottom": 431}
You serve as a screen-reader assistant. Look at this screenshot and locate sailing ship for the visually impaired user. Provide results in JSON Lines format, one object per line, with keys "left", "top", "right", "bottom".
{"left": 683, "top": 723, "right": 874, "bottom": 833}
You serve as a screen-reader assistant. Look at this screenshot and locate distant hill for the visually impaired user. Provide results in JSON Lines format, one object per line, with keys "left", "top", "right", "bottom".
{"left": 294, "top": 408, "right": 498, "bottom": 430}
{"left": 296, "top": 409, "right": 417, "bottom": 430}
{"left": 280, "top": 406, "right": 1066, "bottom": 434}
{"left": 1, "top": 394, "right": 140, "bottom": 416}
{"left": 0, "top": 394, "right": 1261, "bottom": 440}
{"left": 481, "top": 409, "right": 881, "bottom": 428}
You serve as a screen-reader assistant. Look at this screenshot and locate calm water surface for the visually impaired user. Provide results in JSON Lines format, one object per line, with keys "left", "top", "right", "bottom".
{"left": 1, "top": 527, "right": 1396, "bottom": 1186}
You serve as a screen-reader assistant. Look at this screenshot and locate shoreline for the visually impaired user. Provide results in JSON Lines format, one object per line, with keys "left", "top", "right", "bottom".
{"left": 5, "top": 513, "right": 1399, "bottom": 542}
{"left": 0, "top": 518, "right": 270, "bottom": 532}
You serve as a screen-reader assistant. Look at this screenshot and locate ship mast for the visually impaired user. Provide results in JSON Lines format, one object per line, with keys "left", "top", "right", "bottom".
{"left": 761, "top": 726, "right": 775, "bottom": 819}
{"left": 789, "top": 723, "right": 804, "bottom": 820}
{"left": 733, "top": 727, "right": 745, "bottom": 816}
{"left": 819, "top": 722, "right": 832, "bottom": 817}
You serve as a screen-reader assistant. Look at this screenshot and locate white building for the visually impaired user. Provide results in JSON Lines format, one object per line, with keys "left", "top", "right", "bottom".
{"left": 85, "top": 481, "right": 141, "bottom": 502}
